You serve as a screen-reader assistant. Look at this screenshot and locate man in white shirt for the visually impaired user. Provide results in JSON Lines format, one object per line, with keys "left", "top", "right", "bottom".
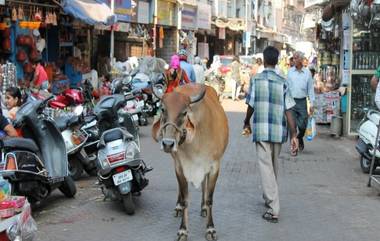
{"left": 287, "top": 51, "right": 315, "bottom": 151}
{"left": 193, "top": 56, "right": 205, "bottom": 84}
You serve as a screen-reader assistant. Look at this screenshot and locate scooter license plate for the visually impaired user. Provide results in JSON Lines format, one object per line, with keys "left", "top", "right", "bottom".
{"left": 113, "top": 169, "right": 133, "bottom": 186}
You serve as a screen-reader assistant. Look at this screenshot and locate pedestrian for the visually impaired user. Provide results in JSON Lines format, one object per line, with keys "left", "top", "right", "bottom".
{"left": 372, "top": 66, "right": 380, "bottom": 109}
{"left": 178, "top": 49, "right": 196, "bottom": 83}
{"left": 243, "top": 46, "right": 298, "bottom": 223}
{"left": 164, "top": 55, "right": 190, "bottom": 93}
{"left": 251, "top": 57, "right": 264, "bottom": 79}
{"left": 287, "top": 51, "right": 315, "bottom": 151}
{"left": 65, "top": 57, "right": 83, "bottom": 88}
{"left": 4, "top": 87, "right": 22, "bottom": 121}
{"left": 288, "top": 57, "right": 295, "bottom": 68}
{"left": 31, "top": 58, "right": 49, "bottom": 91}
{"left": 230, "top": 56, "right": 242, "bottom": 101}
{"left": 193, "top": 56, "right": 205, "bottom": 84}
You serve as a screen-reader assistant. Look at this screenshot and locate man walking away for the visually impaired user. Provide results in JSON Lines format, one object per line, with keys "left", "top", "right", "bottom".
{"left": 243, "top": 46, "right": 298, "bottom": 223}
{"left": 287, "top": 51, "right": 315, "bottom": 151}
{"left": 193, "top": 56, "right": 205, "bottom": 84}
{"left": 178, "top": 49, "right": 196, "bottom": 83}
{"left": 230, "top": 56, "right": 242, "bottom": 101}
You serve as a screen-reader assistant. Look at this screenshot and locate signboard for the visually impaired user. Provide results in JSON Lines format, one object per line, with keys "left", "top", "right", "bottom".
{"left": 157, "top": 0, "right": 176, "bottom": 26}
{"left": 197, "top": 3, "right": 211, "bottom": 30}
{"left": 138, "top": 1, "right": 150, "bottom": 24}
{"left": 304, "top": 0, "right": 329, "bottom": 9}
{"left": 100, "top": 0, "right": 137, "bottom": 22}
{"left": 182, "top": 5, "right": 197, "bottom": 30}
{"left": 215, "top": 0, "right": 228, "bottom": 18}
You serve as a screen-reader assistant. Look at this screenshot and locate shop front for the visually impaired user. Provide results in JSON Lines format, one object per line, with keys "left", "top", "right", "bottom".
{"left": 155, "top": 0, "right": 178, "bottom": 62}
{"left": 345, "top": 5, "right": 380, "bottom": 135}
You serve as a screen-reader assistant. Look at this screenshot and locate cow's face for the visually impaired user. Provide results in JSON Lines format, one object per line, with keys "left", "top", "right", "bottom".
{"left": 153, "top": 92, "right": 192, "bottom": 153}
{"left": 152, "top": 84, "right": 206, "bottom": 153}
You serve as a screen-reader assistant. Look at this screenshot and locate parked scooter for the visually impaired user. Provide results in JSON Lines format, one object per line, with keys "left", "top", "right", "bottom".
{"left": 112, "top": 75, "right": 149, "bottom": 126}
{"left": 54, "top": 106, "right": 97, "bottom": 180}
{"left": 0, "top": 96, "right": 76, "bottom": 204}
{"left": 356, "top": 109, "right": 380, "bottom": 173}
{"left": 94, "top": 94, "right": 152, "bottom": 214}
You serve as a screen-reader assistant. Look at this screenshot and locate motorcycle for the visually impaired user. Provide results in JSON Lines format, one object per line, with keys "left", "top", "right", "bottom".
{"left": 94, "top": 94, "right": 152, "bottom": 214}
{"left": 54, "top": 106, "right": 97, "bottom": 180}
{"left": 355, "top": 109, "right": 380, "bottom": 173}
{"left": 0, "top": 96, "right": 76, "bottom": 204}
{"left": 112, "top": 75, "right": 148, "bottom": 126}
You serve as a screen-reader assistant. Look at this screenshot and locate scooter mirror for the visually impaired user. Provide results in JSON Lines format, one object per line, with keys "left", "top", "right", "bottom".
{"left": 73, "top": 105, "right": 84, "bottom": 116}
{"left": 152, "top": 84, "right": 166, "bottom": 99}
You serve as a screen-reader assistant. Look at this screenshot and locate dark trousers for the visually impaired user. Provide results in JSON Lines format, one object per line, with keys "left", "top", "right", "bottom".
{"left": 291, "top": 98, "right": 308, "bottom": 139}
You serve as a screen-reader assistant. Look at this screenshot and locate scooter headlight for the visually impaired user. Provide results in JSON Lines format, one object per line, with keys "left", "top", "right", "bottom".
{"left": 125, "top": 141, "right": 139, "bottom": 160}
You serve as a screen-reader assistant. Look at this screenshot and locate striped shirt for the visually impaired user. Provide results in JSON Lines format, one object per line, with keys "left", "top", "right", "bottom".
{"left": 246, "top": 68, "right": 295, "bottom": 143}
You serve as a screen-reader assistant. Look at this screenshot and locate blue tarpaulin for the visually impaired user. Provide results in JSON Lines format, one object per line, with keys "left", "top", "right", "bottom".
{"left": 62, "top": 0, "right": 116, "bottom": 25}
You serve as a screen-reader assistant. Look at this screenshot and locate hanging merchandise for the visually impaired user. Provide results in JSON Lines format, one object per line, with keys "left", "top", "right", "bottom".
{"left": 18, "top": 6, "right": 24, "bottom": 20}
{"left": 12, "top": 7, "right": 17, "bottom": 22}
{"left": 159, "top": 26, "right": 164, "bottom": 48}
{"left": 0, "top": 63, "right": 17, "bottom": 95}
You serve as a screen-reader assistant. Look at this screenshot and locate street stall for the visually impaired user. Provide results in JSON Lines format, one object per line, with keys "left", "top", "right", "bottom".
{"left": 313, "top": 3, "right": 343, "bottom": 125}
{"left": 345, "top": 0, "right": 380, "bottom": 135}
{"left": 0, "top": 177, "right": 36, "bottom": 241}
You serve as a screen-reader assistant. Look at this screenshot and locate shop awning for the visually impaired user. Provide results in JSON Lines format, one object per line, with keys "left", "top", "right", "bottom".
{"left": 61, "top": 0, "right": 116, "bottom": 26}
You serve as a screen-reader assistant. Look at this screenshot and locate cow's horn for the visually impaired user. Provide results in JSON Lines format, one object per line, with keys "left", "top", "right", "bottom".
{"left": 190, "top": 85, "right": 206, "bottom": 104}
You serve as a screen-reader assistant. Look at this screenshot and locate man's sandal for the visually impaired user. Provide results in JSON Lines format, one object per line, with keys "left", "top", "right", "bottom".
{"left": 262, "top": 211, "right": 279, "bottom": 223}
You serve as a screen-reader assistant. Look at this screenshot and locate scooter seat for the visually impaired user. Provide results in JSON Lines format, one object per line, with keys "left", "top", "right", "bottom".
{"left": 55, "top": 115, "right": 79, "bottom": 131}
{"left": 103, "top": 129, "right": 124, "bottom": 143}
{"left": 3, "top": 138, "right": 39, "bottom": 153}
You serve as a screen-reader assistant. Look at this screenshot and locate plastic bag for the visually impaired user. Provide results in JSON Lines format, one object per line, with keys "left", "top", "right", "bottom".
{"left": 306, "top": 117, "right": 317, "bottom": 141}
{"left": 7, "top": 201, "right": 37, "bottom": 241}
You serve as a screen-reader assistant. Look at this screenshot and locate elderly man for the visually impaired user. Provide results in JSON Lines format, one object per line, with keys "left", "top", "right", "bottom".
{"left": 287, "top": 51, "right": 315, "bottom": 151}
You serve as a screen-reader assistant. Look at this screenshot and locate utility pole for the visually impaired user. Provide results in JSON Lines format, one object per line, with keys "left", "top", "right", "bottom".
{"left": 244, "top": 0, "right": 249, "bottom": 56}
{"left": 110, "top": 0, "right": 115, "bottom": 66}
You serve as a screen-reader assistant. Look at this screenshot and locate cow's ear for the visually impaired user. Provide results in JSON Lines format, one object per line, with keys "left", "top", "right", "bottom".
{"left": 185, "top": 114, "right": 195, "bottom": 143}
{"left": 152, "top": 118, "right": 161, "bottom": 142}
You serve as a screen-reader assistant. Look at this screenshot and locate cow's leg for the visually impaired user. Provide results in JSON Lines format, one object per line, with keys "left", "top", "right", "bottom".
{"left": 205, "top": 166, "right": 220, "bottom": 241}
{"left": 175, "top": 169, "right": 189, "bottom": 241}
{"left": 174, "top": 160, "right": 185, "bottom": 217}
{"left": 201, "top": 175, "right": 208, "bottom": 217}
{"left": 174, "top": 180, "right": 184, "bottom": 217}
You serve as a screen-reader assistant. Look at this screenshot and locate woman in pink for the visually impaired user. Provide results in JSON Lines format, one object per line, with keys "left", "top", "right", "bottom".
{"left": 32, "top": 59, "right": 49, "bottom": 90}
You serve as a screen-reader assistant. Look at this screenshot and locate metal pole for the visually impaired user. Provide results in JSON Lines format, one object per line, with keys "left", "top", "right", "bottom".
{"left": 110, "top": 0, "right": 115, "bottom": 66}
{"left": 245, "top": 0, "right": 248, "bottom": 56}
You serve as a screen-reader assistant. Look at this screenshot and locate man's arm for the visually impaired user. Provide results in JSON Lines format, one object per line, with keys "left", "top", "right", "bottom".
{"left": 285, "top": 110, "right": 297, "bottom": 138}
{"left": 375, "top": 78, "right": 380, "bottom": 110}
{"left": 244, "top": 105, "right": 254, "bottom": 128}
{"left": 307, "top": 71, "right": 315, "bottom": 113}
{"left": 4, "top": 124, "right": 18, "bottom": 137}
{"left": 285, "top": 110, "right": 298, "bottom": 153}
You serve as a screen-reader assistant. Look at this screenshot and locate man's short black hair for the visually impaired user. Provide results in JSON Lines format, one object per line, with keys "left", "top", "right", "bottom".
{"left": 263, "top": 46, "right": 279, "bottom": 66}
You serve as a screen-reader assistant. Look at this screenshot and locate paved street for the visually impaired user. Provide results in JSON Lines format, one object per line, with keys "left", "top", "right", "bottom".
{"left": 34, "top": 99, "right": 380, "bottom": 241}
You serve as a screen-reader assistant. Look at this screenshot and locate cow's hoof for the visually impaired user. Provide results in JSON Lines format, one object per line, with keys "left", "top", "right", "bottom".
{"left": 176, "top": 229, "right": 188, "bottom": 241}
{"left": 200, "top": 209, "right": 207, "bottom": 217}
{"left": 174, "top": 205, "right": 184, "bottom": 217}
{"left": 205, "top": 228, "right": 217, "bottom": 241}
